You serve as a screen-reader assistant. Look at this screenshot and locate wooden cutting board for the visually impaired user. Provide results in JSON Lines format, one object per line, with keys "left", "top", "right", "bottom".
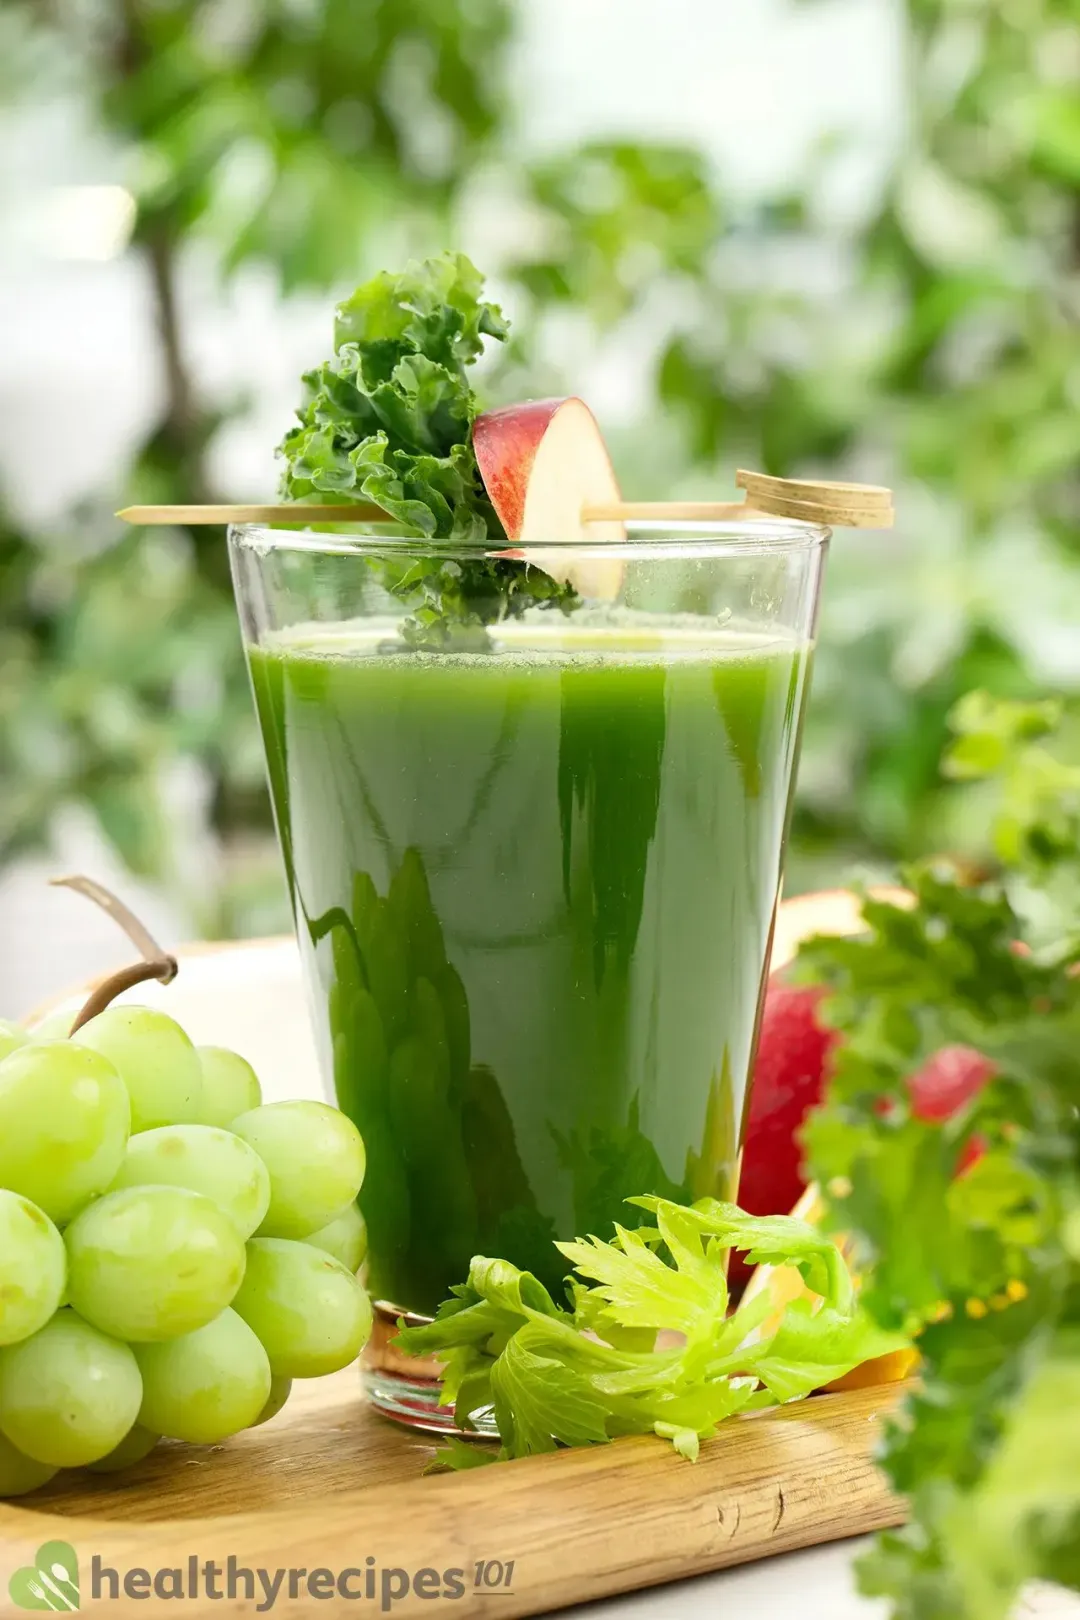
{"left": 0, "top": 1373, "right": 905, "bottom": 1618}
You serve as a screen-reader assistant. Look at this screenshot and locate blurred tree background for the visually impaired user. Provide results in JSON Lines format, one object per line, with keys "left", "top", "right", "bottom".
{"left": 1, "top": 0, "right": 1078, "bottom": 940}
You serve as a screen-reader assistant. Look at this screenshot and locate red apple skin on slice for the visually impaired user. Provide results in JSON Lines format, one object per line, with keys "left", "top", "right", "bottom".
{"left": 473, "top": 399, "right": 560, "bottom": 543}
{"left": 473, "top": 397, "right": 625, "bottom": 600}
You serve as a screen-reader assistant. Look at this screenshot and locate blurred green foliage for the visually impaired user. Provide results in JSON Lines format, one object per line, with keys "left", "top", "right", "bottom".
{"left": 2, "top": 0, "right": 1078, "bottom": 930}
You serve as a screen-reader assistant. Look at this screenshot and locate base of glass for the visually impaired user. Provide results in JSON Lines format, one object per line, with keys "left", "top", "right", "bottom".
{"left": 362, "top": 1298, "right": 499, "bottom": 1439}
{"left": 363, "top": 1367, "right": 499, "bottom": 1437}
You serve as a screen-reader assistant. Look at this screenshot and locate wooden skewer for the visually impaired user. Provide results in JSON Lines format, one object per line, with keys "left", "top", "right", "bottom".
{"left": 117, "top": 476, "right": 895, "bottom": 533}
{"left": 586, "top": 499, "right": 893, "bottom": 529}
{"left": 751, "top": 497, "right": 893, "bottom": 529}
{"left": 736, "top": 469, "right": 894, "bottom": 529}
{"left": 116, "top": 503, "right": 389, "bottom": 526}
{"left": 584, "top": 501, "right": 749, "bottom": 523}
{"left": 736, "top": 468, "right": 893, "bottom": 507}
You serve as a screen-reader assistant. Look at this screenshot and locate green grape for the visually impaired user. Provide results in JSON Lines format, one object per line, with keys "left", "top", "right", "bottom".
{"left": 0, "top": 1309, "right": 142, "bottom": 1466}
{"left": 251, "top": 1373, "right": 292, "bottom": 1427}
{"left": 0, "top": 1431, "right": 59, "bottom": 1497}
{"left": 197, "top": 1047, "right": 262, "bottom": 1129}
{"left": 135, "top": 1308, "right": 271, "bottom": 1444}
{"left": 86, "top": 1423, "right": 159, "bottom": 1473}
{"left": 65, "top": 1186, "right": 245, "bottom": 1342}
{"left": 0, "top": 1190, "right": 66, "bottom": 1346}
{"left": 305, "top": 1202, "right": 367, "bottom": 1273}
{"left": 232, "top": 1238, "right": 372, "bottom": 1378}
{"left": 23, "top": 1009, "right": 74, "bottom": 1040}
{"left": 0, "top": 1020, "right": 28, "bottom": 1063}
{"left": 109, "top": 1125, "right": 270, "bottom": 1240}
{"left": 232, "top": 1101, "right": 366, "bottom": 1239}
{"left": 0, "top": 1042, "right": 130, "bottom": 1224}
{"left": 73, "top": 1006, "right": 203, "bottom": 1131}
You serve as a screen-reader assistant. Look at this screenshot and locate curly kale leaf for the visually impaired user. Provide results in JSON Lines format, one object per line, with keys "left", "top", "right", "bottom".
{"left": 276, "top": 252, "right": 576, "bottom": 644}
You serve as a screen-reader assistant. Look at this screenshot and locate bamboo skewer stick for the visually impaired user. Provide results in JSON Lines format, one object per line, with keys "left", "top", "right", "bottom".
{"left": 735, "top": 468, "right": 893, "bottom": 507}
{"left": 583, "top": 500, "right": 750, "bottom": 522}
{"left": 116, "top": 503, "right": 389, "bottom": 526}
{"left": 117, "top": 475, "right": 895, "bottom": 532}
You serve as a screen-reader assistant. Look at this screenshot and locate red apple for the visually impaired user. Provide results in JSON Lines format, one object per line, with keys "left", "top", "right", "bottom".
{"left": 735, "top": 981, "right": 839, "bottom": 1251}
{"left": 472, "top": 397, "right": 625, "bottom": 599}
{"left": 732, "top": 885, "right": 913, "bottom": 1285}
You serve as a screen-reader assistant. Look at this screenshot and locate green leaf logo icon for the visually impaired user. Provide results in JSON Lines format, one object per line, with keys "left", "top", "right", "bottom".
{"left": 9, "top": 1541, "right": 79, "bottom": 1611}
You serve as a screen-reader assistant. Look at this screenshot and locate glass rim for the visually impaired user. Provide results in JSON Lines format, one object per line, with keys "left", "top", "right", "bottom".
{"left": 227, "top": 518, "right": 830, "bottom": 562}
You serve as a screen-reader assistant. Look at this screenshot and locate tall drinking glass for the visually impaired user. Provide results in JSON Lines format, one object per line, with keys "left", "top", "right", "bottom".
{"left": 230, "top": 520, "right": 827, "bottom": 1426}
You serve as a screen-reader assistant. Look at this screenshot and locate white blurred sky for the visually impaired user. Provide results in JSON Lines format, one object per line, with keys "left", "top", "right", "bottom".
{"left": 0, "top": 0, "right": 904, "bottom": 1009}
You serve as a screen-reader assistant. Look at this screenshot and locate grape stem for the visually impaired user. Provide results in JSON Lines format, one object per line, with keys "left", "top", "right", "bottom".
{"left": 49, "top": 875, "right": 179, "bottom": 1035}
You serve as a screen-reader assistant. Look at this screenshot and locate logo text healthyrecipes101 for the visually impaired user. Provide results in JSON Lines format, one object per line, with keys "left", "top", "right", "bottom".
{"left": 10, "top": 1543, "right": 518, "bottom": 1613}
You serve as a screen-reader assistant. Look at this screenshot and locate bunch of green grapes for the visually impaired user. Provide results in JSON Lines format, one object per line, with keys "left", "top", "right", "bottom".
{"left": 0, "top": 1010, "right": 370, "bottom": 1499}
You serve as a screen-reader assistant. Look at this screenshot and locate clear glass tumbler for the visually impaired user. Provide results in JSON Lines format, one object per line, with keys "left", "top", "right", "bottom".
{"left": 229, "top": 519, "right": 828, "bottom": 1428}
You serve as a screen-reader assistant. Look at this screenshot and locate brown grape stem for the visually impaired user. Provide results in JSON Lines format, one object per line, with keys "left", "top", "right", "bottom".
{"left": 49, "top": 875, "right": 179, "bottom": 1035}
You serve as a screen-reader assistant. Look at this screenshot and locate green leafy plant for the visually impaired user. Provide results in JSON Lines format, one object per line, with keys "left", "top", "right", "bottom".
{"left": 802, "top": 694, "right": 1080, "bottom": 1619}
{"left": 646, "top": 1, "right": 1080, "bottom": 880}
{"left": 397, "top": 1196, "right": 906, "bottom": 1466}
{"left": 279, "top": 253, "right": 507, "bottom": 535}
{"left": 0, "top": 0, "right": 519, "bottom": 910}
{"left": 2, "top": 0, "right": 1079, "bottom": 936}
{"left": 276, "top": 252, "right": 576, "bottom": 647}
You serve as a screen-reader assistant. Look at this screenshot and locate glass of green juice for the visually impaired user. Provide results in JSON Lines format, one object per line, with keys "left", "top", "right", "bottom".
{"left": 229, "top": 518, "right": 828, "bottom": 1428}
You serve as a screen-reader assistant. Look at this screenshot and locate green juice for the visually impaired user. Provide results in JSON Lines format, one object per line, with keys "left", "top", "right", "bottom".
{"left": 248, "top": 622, "right": 809, "bottom": 1315}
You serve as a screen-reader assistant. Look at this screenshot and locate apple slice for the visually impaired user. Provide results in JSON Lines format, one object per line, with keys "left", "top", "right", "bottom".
{"left": 472, "top": 397, "right": 625, "bottom": 600}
